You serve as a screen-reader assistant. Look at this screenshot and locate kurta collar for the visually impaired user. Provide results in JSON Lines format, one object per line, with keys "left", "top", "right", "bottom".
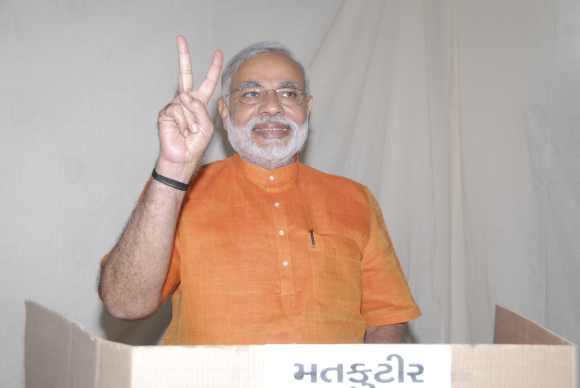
{"left": 232, "top": 154, "right": 299, "bottom": 192}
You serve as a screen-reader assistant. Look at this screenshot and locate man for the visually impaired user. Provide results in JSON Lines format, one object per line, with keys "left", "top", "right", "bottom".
{"left": 99, "top": 36, "right": 420, "bottom": 344}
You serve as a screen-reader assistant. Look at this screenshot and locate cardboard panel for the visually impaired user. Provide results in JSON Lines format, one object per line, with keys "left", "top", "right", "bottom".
{"left": 96, "top": 339, "right": 132, "bottom": 388}
{"left": 69, "top": 316, "right": 99, "bottom": 388}
{"left": 25, "top": 301, "right": 97, "bottom": 388}
{"left": 494, "top": 305, "right": 571, "bottom": 345}
{"left": 25, "top": 302, "right": 577, "bottom": 388}
{"left": 128, "top": 345, "right": 453, "bottom": 388}
{"left": 130, "top": 346, "right": 262, "bottom": 388}
{"left": 452, "top": 344, "right": 576, "bottom": 388}
{"left": 26, "top": 301, "right": 72, "bottom": 388}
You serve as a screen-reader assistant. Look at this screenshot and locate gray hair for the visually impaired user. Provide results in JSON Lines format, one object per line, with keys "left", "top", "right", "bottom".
{"left": 221, "top": 41, "right": 310, "bottom": 97}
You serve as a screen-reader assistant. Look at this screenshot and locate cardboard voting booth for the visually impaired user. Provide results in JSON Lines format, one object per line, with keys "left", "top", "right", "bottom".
{"left": 25, "top": 301, "right": 576, "bottom": 388}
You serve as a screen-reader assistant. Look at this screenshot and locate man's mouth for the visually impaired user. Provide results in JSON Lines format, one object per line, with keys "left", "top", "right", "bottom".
{"left": 252, "top": 123, "right": 291, "bottom": 139}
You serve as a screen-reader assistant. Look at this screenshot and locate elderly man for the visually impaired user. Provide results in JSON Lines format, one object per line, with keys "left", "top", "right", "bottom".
{"left": 99, "top": 36, "right": 420, "bottom": 344}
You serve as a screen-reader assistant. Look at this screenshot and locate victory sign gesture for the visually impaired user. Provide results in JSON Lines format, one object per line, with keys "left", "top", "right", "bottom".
{"left": 156, "top": 36, "right": 223, "bottom": 181}
{"left": 99, "top": 37, "right": 223, "bottom": 319}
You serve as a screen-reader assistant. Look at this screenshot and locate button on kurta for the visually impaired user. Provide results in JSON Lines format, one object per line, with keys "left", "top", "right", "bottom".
{"left": 278, "top": 229, "right": 285, "bottom": 236}
{"left": 282, "top": 260, "right": 289, "bottom": 267}
{"left": 274, "top": 201, "right": 280, "bottom": 208}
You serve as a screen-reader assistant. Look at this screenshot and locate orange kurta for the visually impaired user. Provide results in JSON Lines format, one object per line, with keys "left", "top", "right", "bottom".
{"left": 161, "top": 155, "right": 420, "bottom": 344}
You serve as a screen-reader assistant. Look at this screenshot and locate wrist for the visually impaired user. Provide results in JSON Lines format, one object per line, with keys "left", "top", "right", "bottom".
{"left": 154, "top": 158, "right": 199, "bottom": 183}
{"left": 151, "top": 169, "right": 189, "bottom": 191}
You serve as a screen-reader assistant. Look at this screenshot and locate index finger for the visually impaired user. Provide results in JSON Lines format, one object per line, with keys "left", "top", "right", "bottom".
{"left": 195, "top": 50, "right": 224, "bottom": 103}
{"left": 176, "top": 35, "right": 193, "bottom": 93}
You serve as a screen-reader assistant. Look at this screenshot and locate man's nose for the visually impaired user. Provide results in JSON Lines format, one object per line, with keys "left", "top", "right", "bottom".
{"left": 258, "top": 90, "right": 283, "bottom": 115}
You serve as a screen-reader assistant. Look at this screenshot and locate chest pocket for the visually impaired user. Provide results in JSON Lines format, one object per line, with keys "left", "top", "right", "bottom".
{"left": 309, "top": 232, "right": 363, "bottom": 319}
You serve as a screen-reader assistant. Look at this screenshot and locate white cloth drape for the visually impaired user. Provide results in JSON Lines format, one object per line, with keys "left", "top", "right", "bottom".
{"left": 307, "top": 0, "right": 579, "bottom": 348}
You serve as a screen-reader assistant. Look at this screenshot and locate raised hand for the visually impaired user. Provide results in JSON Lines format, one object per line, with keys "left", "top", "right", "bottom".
{"left": 156, "top": 35, "right": 223, "bottom": 180}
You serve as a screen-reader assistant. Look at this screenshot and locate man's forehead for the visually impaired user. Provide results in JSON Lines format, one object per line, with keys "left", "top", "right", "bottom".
{"left": 231, "top": 52, "right": 305, "bottom": 88}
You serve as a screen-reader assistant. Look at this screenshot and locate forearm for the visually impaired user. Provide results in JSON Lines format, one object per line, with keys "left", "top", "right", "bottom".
{"left": 364, "top": 323, "right": 408, "bottom": 343}
{"left": 99, "top": 36, "right": 221, "bottom": 320}
{"left": 99, "top": 170, "right": 189, "bottom": 319}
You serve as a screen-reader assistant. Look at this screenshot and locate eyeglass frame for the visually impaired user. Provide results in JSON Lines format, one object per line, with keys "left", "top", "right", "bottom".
{"left": 224, "top": 81, "right": 309, "bottom": 107}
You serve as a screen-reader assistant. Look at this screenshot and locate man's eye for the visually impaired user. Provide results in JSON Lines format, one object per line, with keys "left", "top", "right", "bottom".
{"left": 241, "top": 90, "right": 260, "bottom": 98}
{"left": 279, "top": 89, "right": 298, "bottom": 99}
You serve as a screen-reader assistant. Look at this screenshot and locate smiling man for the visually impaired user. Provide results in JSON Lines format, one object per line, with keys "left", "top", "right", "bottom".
{"left": 220, "top": 50, "right": 310, "bottom": 170}
{"left": 99, "top": 36, "right": 420, "bottom": 344}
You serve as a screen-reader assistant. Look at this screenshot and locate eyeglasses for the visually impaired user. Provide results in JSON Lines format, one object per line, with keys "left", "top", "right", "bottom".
{"left": 228, "top": 87, "right": 307, "bottom": 106}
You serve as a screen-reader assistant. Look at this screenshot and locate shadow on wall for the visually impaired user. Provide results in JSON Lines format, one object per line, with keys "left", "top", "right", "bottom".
{"left": 99, "top": 301, "right": 172, "bottom": 345}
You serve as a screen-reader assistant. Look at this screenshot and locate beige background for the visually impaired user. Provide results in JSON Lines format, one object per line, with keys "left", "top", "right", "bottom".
{"left": 1, "top": 1, "right": 579, "bottom": 387}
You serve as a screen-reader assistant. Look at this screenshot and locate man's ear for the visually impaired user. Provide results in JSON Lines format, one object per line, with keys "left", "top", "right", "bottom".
{"left": 306, "top": 95, "right": 313, "bottom": 115}
{"left": 218, "top": 97, "right": 229, "bottom": 124}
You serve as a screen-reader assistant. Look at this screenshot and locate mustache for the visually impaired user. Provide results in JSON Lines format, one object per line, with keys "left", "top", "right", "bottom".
{"left": 248, "top": 115, "right": 295, "bottom": 129}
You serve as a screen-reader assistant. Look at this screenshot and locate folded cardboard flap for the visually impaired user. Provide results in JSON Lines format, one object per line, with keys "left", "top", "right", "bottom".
{"left": 494, "top": 305, "right": 571, "bottom": 345}
{"left": 451, "top": 306, "right": 576, "bottom": 388}
{"left": 25, "top": 301, "right": 576, "bottom": 388}
{"left": 25, "top": 301, "right": 132, "bottom": 388}
{"left": 25, "top": 301, "right": 98, "bottom": 388}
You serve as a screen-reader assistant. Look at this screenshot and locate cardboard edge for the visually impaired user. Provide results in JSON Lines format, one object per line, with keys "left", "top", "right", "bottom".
{"left": 95, "top": 338, "right": 133, "bottom": 388}
{"left": 494, "top": 305, "right": 574, "bottom": 345}
{"left": 25, "top": 300, "right": 99, "bottom": 388}
{"left": 25, "top": 301, "right": 70, "bottom": 388}
{"left": 25, "top": 301, "right": 135, "bottom": 388}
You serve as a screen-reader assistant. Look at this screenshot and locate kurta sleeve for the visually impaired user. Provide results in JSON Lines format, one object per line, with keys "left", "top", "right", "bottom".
{"left": 360, "top": 188, "right": 421, "bottom": 326}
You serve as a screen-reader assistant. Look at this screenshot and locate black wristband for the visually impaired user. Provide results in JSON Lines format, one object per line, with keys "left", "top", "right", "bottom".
{"left": 151, "top": 169, "right": 189, "bottom": 191}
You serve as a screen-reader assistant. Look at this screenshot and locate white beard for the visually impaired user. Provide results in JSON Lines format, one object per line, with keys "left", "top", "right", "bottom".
{"left": 224, "top": 114, "right": 309, "bottom": 170}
